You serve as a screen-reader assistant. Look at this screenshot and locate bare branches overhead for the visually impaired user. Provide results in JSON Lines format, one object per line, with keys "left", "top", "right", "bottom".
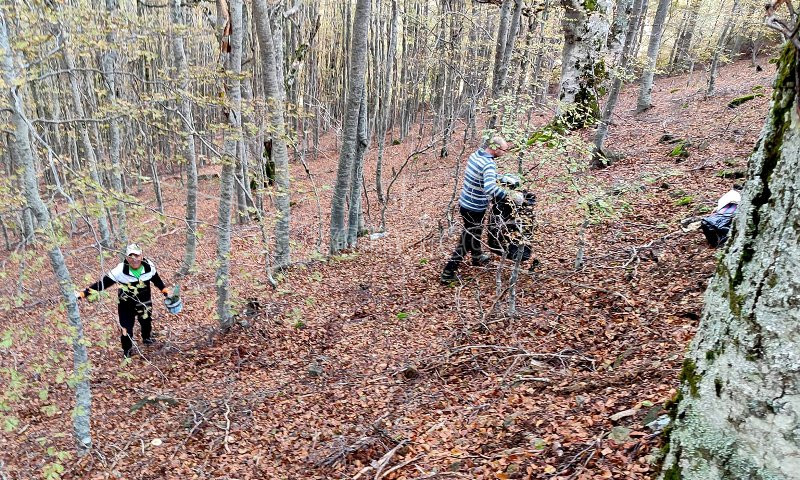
{"left": 765, "top": 0, "right": 800, "bottom": 49}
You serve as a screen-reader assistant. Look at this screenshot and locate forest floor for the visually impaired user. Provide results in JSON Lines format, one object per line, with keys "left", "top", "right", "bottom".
{"left": 0, "top": 57, "right": 776, "bottom": 480}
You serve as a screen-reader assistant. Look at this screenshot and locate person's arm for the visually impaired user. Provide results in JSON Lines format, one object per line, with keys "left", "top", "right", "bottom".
{"left": 80, "top": 274, "right": 117, "bottom": 299}
{"left": 151, "top": 271, "right": 169, "bottom": 295}
{"left": 482, "top": 162, "right": 507, "bottom": 200}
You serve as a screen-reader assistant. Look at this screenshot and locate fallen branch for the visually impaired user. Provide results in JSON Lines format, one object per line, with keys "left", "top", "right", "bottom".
{"left": 351, "top": 439, "right": 408, "bottom": 480}
{"left": 379, "top": 454, "right": 424, "bottom": 479}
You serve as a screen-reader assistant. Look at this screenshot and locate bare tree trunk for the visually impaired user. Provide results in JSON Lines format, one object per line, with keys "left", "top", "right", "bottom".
{"left": 171, "top": 0, "right": 199, "bottom": 277}
{"left": 375, "top": 0, "right": 397, "bottom": 209}
{"left": 253, "top": 0, "right": 292, "bottom": 270}
{"left": 100, "top": 0, "right": 127, "bottom": 246}
{"left": 215, "top": 0, "right": 243, "bottom": 329}
{"left": 593, "top": 0, "right": 646, "bottom": 161}
{"left": 347, "top": 88, "right": 368, "bottom": 246}
{"left": 636, "top": 0, "right": 672, "bottom": 112}
{"left": 330, "top": 0, "right": 370, "bottom": 254}
{"left": 670, "top": 0, "right": 702, "bottom": 72}
{"left": 491, "top": 0, "right": 513, "bottom": 98}
{"left": 706, "top": 0, "right": 740, "bottom": 96}
{"left": 61, "top": 36, "right": 111, "bottom": 247}
{"left": 530, "top": 0, "right": 552, "bottom": 105}
{"left": 0, "top": 13, "right": 92, "bottom": 453}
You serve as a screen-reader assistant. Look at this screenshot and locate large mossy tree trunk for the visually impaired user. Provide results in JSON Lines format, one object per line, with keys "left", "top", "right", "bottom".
{"left": 660, "top": 43, "right": 800, "bottom": 480}
{"left": 556, "top": 0, "right": 612, "bottom": 128}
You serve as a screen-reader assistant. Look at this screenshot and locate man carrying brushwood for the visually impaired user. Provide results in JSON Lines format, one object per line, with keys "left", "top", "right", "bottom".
{"left": 441, "top": 135, "right": 524, "bottom": 284}
{"left": 76, "top": 243, "right": 172, "bottom": 358}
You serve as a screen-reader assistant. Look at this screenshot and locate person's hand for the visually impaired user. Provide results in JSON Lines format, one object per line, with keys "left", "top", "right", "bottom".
{"left": 75, "top": 290, "right": 85, "bottom": 300}
{"left": 510, "top": 191, "right": 525, "bottom": 205}
{"left": 161, "top": 287, "right": 170, "bottom": 296}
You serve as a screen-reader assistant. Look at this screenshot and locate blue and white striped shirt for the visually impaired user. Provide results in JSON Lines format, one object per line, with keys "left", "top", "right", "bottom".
{"left": 459, "top": 149, "right": 507, "bottom": 212}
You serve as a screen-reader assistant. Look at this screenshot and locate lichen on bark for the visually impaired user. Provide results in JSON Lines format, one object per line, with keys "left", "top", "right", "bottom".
{"left": 556, "top": 0, "right": 611, "bottom": 128}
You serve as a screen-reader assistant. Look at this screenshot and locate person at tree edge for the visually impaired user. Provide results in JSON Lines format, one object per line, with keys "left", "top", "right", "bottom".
{"left": 77, "top": 243, "right": 172, "bottom": 357}
{"left": 441, "top": 135, "right": 524, "bottom": 284}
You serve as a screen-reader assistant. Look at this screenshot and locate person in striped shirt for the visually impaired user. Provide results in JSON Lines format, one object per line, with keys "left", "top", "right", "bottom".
{"left": 441, "top": 136, "right": 523, "bottom": 283}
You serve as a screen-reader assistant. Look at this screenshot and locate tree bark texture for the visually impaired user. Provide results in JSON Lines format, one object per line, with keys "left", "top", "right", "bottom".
{"left": 608, "top": 0, "right": 634, "bottom": 61}
{"left": 329, "top": 0, "right": 370, "bottom": 254}
{"left": 556, "top": 0, "right": 612, "bottom": 128}
{"left": 661, "top": 43, "right": 800, "bottom": 479}
{"left": 0, "top": 12, "right": 93, "bottom": 453}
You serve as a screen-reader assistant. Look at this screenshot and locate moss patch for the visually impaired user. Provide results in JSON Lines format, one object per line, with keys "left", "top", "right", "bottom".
{"left": 727, "top": 93, "right": 764, "bottom": 109}
{"left": 679, "top": 359, "right": 700, "bottom": 397}
{"left": 662, "top": 463, "right": 682, "bottom": 480}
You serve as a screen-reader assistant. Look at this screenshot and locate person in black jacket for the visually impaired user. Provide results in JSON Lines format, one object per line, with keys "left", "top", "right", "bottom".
{"left": 77, "top": 243, "right": 172, "bottom": 357}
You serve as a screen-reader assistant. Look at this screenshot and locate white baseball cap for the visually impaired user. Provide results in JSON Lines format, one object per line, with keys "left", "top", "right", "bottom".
{"left": 125, "top": 243, "right": 143, "bottom": 256}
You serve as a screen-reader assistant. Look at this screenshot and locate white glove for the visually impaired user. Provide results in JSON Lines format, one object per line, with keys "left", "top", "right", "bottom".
{"left": 510, "top": 191, "right": 524, "bottom": 205}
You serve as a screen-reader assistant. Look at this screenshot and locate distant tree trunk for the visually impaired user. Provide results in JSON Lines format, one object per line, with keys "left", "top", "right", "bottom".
{"left": 530, "top": 0, "right": 552, "bottom": 105}
{"left": 496, "top": 0, "right": 524, "bottom": 97}
{"left": 252, "top": 0, "right": 291, "bottom": 270}
{"left": 330, "top": 0, "right": 370, "bottom": 254}
{"left": 61, "top": 36, "right": 111, "bottom": 247}
{"left": 215, "top": 0, "right": 243, "bottom": 329}
{"left": 556, "top": 0, "right": 612, "bottom": 128}
{"left": 0, "top": 13, "right": 92, "bottom": 453}
{"left": 375, "top": 0, "right": 398, "bottom": 210}
{"left": 636, "top": 0, "right": 671, "bottom": 111}
{"left": 670, "top": 0, "right": 702, "bottom": 72}
{"left": 491, "top": 0, "right": 513, "bottom": 99}
{"left": 660, "top": 41, "right": 800, "bottom": 480}
{"left": 347, "top": 89, "right": 368, "bottom": 246}
{"left": 171, "top": 0, "right": 199, "bottom": 277}
{"left": 706, "top": 0, "right": 740, "bottom": 96}
{"left": 593, "top": 0, "right": 646, "bottom": 162}
{"left": 100, "top": 0, "right": 127, "bottom": 246}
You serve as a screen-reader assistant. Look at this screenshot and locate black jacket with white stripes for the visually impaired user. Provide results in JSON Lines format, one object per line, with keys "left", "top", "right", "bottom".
{"left": 84, "top": 258, "right": 166, "bottom": 307}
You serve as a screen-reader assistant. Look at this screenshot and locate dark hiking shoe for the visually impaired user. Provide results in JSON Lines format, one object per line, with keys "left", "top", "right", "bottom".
{"left": 471, "top": 253, "right": 491, "bottom": 267}
{"left": 440, "top": 269, "right": 457, "bottom": 284}
{"left": 143, "top": 338, "right": 155, "bottom": 346}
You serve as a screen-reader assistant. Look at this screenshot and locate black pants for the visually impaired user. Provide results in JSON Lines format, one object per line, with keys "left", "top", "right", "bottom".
{"left": 119, "top": 302, "right": 152, "bottom": 356}
{"left": 445, "top": 206, "right": 486, "bottom": 272}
